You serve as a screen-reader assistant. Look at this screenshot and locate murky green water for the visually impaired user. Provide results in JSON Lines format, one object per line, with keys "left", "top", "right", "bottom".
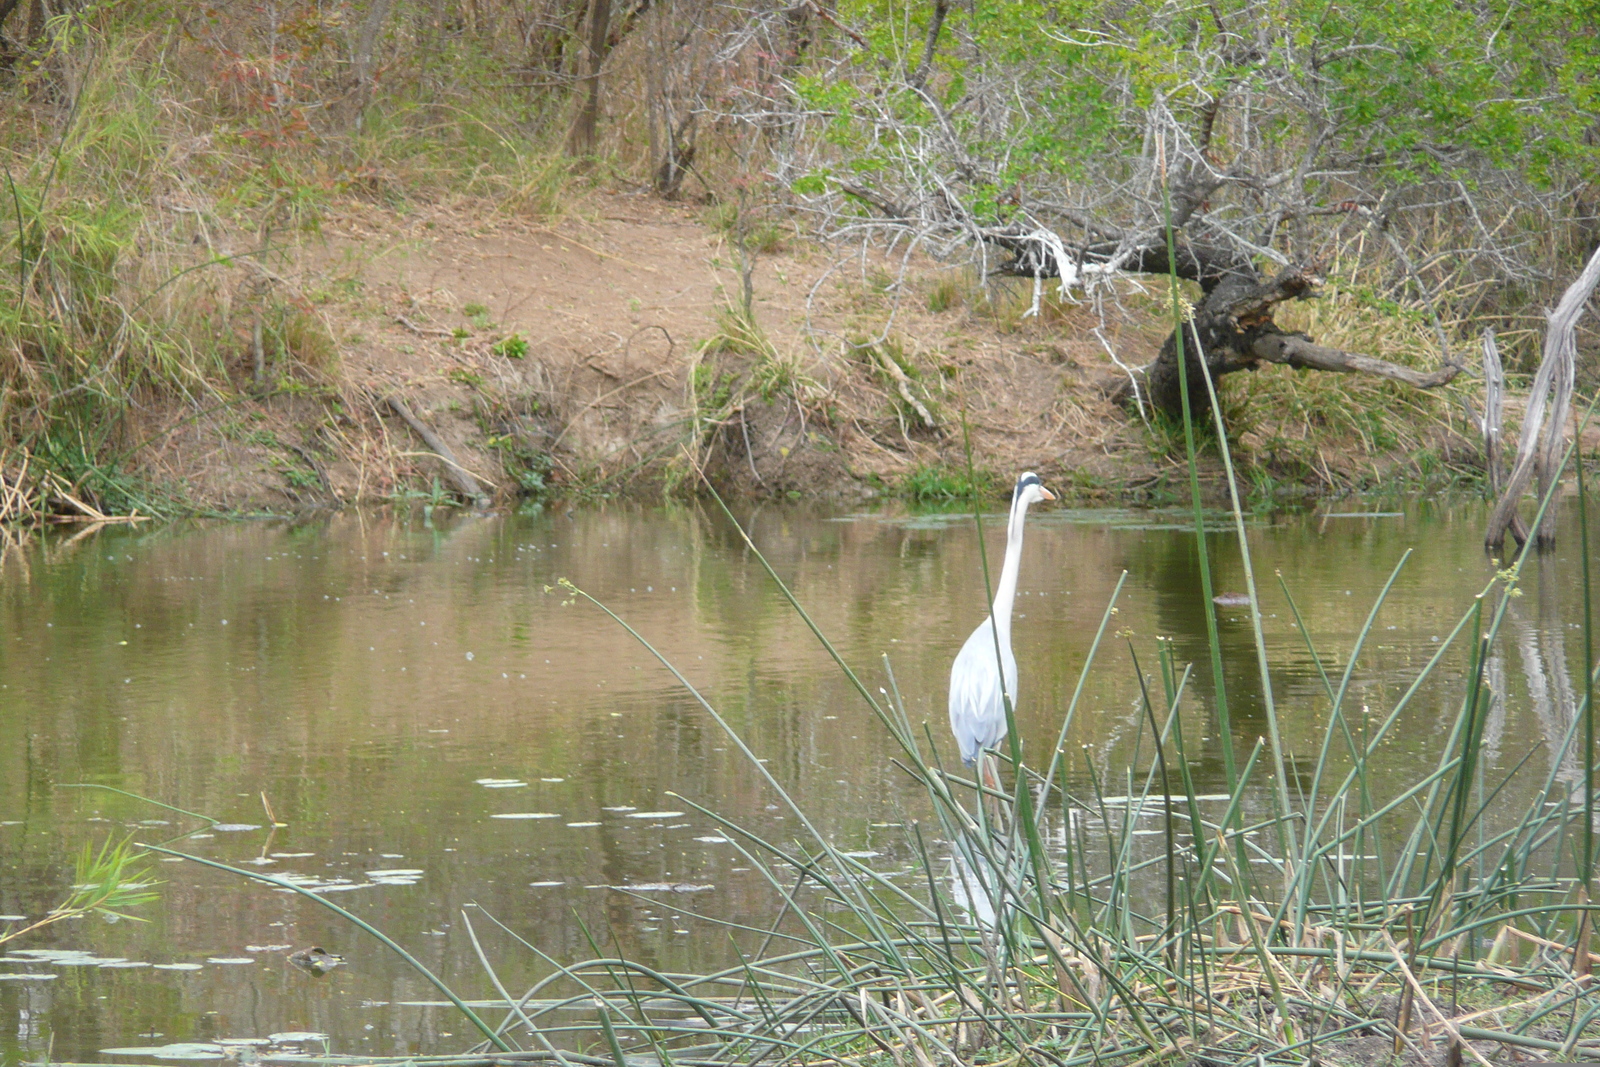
{"left": 0, "top": 498, "right": 1591, "bottom": 1060}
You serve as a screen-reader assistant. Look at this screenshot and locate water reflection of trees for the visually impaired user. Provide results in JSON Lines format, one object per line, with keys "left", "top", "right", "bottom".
{"left": 1498, "top": 553, "right": 1585, "bottom": 787}
{"left": 1124, "top": 531, "right": 1326, "bottom": 794}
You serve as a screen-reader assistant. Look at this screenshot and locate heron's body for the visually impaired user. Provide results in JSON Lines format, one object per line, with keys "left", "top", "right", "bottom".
{"left": 949, "top": 617, "right": 1017, "bottom": 764}
{"left": 948, "top": 472, "right": 1053, "bottom": 767}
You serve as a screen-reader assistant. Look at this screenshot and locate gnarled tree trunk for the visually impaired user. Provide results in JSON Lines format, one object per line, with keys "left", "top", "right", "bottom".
{"left": 982, "top": 227, "right": 1461, "bottom": 425}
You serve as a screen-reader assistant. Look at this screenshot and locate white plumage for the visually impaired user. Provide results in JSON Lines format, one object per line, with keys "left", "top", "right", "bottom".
{"left": 948, "top": 472, "right": 1055, "bottom": 767}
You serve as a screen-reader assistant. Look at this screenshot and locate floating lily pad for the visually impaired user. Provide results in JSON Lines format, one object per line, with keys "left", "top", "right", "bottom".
{"left": 9, "top": 949, "right": 125, "bottom": 966}
{"left": 102, "top": 1042, "right": 224, "bottom": 1060}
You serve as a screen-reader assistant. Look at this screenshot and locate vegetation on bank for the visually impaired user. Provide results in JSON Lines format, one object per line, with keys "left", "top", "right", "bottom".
{"left": 0, "top": 0, "right": 1595, "bottom": 520}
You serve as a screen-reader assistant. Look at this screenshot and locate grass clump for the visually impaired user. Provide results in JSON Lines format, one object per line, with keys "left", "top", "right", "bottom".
{"left": 899, "top": 461, "right": 995, "bottom": 502}
{"left": 491, "top": 333, "right": 528, "bottom": 359}
{"left": 705, "top": 201, "right": 787, "bottom": 255}
{"left": 926, "top": 273, "right": 967, "bottom": 313}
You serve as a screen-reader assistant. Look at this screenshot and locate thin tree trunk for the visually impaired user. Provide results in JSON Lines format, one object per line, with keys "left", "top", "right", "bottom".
{"left": 566, "top": 0, "right": 612, "bottom": 156}
{"left": 351, "top": 0, "right": 395, "bottom": 130}
{"left": 24, "top": 0, "right": 46, "bottom": 43}
{"left": 1535, "top": 321, "right": 1577, "bottom": 547}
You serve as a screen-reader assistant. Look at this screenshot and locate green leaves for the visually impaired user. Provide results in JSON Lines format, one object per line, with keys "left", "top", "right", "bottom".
{"left": 813, "top": 0, "right": 1595, "bottom": 234}
{"left": 0, "top": 837, "right": 160, "bottom": 948}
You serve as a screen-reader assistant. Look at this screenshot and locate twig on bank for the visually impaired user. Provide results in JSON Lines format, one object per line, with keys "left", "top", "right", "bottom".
{"left": 396, "top": 315, "right": 454, "bottom": 338}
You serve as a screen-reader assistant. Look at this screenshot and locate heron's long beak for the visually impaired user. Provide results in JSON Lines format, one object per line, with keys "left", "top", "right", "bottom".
{"left": 1039, "top": 486, "right": 1057, "bottom": 502}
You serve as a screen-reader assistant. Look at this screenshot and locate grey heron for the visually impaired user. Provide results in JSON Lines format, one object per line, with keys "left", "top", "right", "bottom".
{"left": 948, "top": 471, "right": 1055, "bottom": 787}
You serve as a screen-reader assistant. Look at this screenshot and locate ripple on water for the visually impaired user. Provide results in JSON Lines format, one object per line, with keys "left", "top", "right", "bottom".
{"left": 491, "top": 812, "right": 560, "bottom": 819}
{"left": 617, "top": 882, "right": 714, "bottom": 893}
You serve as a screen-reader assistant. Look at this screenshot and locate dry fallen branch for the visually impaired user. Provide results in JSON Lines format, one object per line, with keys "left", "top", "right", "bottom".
{"left": 385, "top": 396, "right": 492, "bottom": 508}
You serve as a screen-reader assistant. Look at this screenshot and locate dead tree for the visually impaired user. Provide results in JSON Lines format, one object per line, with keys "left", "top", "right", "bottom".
{"left": 1485, "top": 244, "right": 1600, "bottom": 551}
{"left": 982, "top": 224, "right": 1462, "bottom": 426}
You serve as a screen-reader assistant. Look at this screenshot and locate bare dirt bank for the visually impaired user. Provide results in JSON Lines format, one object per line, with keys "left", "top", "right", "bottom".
{"left": 124, "top": 191, "right": 1492, "bottom": 515}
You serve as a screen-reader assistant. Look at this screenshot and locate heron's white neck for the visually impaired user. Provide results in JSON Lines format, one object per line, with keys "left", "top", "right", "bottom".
{"left": 989, "top": 494, "right": 1033, "bottom": 642}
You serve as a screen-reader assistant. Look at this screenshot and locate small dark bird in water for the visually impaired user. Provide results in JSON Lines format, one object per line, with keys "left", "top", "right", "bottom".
{"left": 287, "top": 946, "right": 344, "bottom": 976}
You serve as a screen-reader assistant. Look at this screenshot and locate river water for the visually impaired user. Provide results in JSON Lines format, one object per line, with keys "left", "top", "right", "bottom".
{"left": 0, "top": 498, "right": 1591, "bottom": 1059}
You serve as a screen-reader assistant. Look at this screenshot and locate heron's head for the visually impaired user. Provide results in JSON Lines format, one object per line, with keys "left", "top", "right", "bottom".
{"left": 1012, "top": 471, "right": 1056, "bottom": 509}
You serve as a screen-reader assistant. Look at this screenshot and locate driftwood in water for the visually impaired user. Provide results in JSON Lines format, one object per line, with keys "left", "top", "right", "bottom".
{"left": 1484, "top": 245, "right": 1600, "bottom": 551}
{"left": 982, "top": 227, "right": 1461, "bottom": 424}
{"left": 385, "top": 395, "right": 492, "bottom": 508}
